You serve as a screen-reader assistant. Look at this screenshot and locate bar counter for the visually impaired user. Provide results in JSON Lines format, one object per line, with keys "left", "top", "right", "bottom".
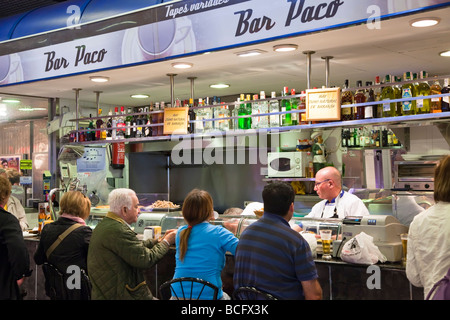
{"left": 23, "top": 239, "right": 423, "bottom": 300}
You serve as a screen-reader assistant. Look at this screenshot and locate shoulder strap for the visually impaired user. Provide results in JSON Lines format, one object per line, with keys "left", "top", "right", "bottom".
{"left": 46, "top": 223, "right": 83, "bottom": 259}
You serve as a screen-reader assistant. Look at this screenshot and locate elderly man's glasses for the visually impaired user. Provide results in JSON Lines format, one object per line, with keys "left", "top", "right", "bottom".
{"left": 314, "top": 179, "right": 331, "bottom": 187}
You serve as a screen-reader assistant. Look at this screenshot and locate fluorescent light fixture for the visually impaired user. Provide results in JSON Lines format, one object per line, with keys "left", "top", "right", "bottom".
{"left": 439, "top": 50, "right": 450, "bottom": 57}
{"left": 273, "top": 44, "right": 298, "bottom": 52}
{"left": 410, "top": 17, "right": 440, "bottom": 27}
{"left": 171, "top": 62, "right": 193, "bottom": 69}
{"left": 18, "top": 107, "right": 34, "bottom": 112}
{"left": 131, "top": 94, "right": 150, "bottom": 99}
{"left": 235, "top": 49, "right": 266, "bottom": 57}
{"left": 210, "top": 84, "right": 230, "bottom": 89}
{"left": 90, "top": 76, "right": 110, "bottom": 82}
{"left": 2, "top": 98, "right": 20, "bottom": 103}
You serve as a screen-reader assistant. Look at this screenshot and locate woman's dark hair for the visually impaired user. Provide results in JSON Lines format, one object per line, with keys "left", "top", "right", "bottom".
{"left": 262, "top": 181, "right": 295, "bottom": 216}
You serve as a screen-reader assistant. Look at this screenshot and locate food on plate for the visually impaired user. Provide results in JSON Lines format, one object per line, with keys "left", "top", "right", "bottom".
{"left": 147, "top": 200, "right": 180, "bottom": 209}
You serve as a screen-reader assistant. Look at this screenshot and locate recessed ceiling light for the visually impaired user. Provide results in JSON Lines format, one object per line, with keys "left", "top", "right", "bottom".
{"left": 171, "top": 62, "right": 193, "bottom": 69}
{"left": 210, "top": 84, "right": 230, "bottom": 89}
{"left": 410, "top": 17, "right": 440, "bottom": 28}
{"left": 131, "top": 94, "right": 150, "bottom": 99}
{"left": 439, "top": 50, "right": 450, "bottom": 57}
{"left": 235, "top": 49, "right": 266, "bottom": 57}
{"left": 90, "top": 76, "right": 110, "bottom": 82}
{"left": 2, "top": 98, "right": 20, "bottom": 103}
{"left": 273, "top": 44, "right": 298, "bottom": 52}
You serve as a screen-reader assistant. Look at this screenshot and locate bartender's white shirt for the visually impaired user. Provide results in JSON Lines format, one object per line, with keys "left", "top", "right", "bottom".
{"left": 306, "top": 191, "right": 370, "bottom": 219}
{"left": 406, "top": 202, "right": 450, "bottom": 299}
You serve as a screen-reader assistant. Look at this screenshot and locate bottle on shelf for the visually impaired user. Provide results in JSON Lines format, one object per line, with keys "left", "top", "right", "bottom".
{"left": 354, "top": 80, "right": 366, "bottom": 120}
{"left": 106, "top": 108, "right": 113, "bottom": 139}
{"left": 380, "top": 75, "right": 396, "bottom": 118}
{"left": 401, "top": 72, "right": 417, "bottom": 115}
{"left": 281, "top": 87, "right": 292, "bottom": 126}
{"left": 394, "top": 76, "right": 403, "bottom": 116}
{"left": 258, "top": 91, "right": 269, "bottom": 128}
{"left": 116, "top": 106, "right": 126, "bottom": 139}
{"left": 112, "top": 107, "right": 118, "bottom": 140}
{"left": 364, "top": 81, "right": 375, "bottom": 119}
{"left": 290, "top": 89, "right": 299, "bottom": 125}
{"left": 195, "top": 98, "right": 206, "bottom": 133}
{"left": 217, "top": 102, "right": 230, "bottom": 131}
{"left": 245, "top": 94, "right": 252, "bottom": 129}
{"left": 188, "top": 98, "right": 195, "bottom": 134}
{"left": 96, "top": 108, "right": 106, "bottom": 140}
{"left": 158, "top": 102, "right": 165, "bottom": 136}
{"left": 203, "top": 97, "right": 213, "bottom": 132}
{"left": 87, "top": 115, "right": 95, "bottom": 141}
{"left": 151, "top": 103, "right": 160, "bottom": 136}
{"left": 442, "top": 78, "right": 450, "bottom": 112}
{"left": 299, "top": 91, "right": 307, "bottom": 124}
{"left": 144, "top": 106, "right": 152, "bottom": 137}
{"left": 269, "top": 91, "right": 280, "bottom": 127}
{"left": 416, "top": 71, "right": 431, "bottom": 114}
{"left": 374, "top": 76, "right": 382, "bottom": 118}
{"left": 430, "top": 78, "right": 442, "bottom": 113}
{"left": 135, "top": 108, "right": 143, "bottom": 138}
{"left": 341, "top": 79, "right": 354, "bottom": 121}
{"left": 251, "top": 94, "right": 260, "bottom": 129}
{"left": 238, "top": 94, "right": 249, "bottom": 130}
{"left": 125, "top": 107, "right": 133, "bottom": 138}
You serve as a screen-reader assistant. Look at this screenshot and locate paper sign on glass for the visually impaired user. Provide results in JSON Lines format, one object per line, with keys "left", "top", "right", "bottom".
{"left": 163, "top": 107, "right": 189, "bottom": 135}
{"left": 306, "top": 88, "right": 341, "bottom": 121}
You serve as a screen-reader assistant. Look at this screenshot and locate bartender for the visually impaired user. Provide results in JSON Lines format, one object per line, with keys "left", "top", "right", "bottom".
{"left": 305, "top": 166, "right": 370, "bottom": 219}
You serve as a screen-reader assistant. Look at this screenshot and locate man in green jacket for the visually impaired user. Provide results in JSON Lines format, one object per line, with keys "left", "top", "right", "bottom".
{"left": 87, "top": 188, "right": 176, "bottom": 300}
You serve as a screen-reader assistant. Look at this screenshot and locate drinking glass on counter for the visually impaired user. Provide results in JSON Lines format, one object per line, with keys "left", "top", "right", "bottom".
{"left": 320, "top": 229, "right": 332, "bottom": 260}
{"left": 401, "top": 233, "right": 408, "bottom": 266}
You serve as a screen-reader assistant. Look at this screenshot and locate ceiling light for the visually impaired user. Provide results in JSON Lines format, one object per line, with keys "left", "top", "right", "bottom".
{"left": 410, "top": 17, "right": 440, "bottom": 28}
{"left": 18, "top": 107, "right": 33, "bottom": 111}
{"left": 90, "top": 76, "right": 110, "bottom": 82}
{"left": 210, "top": 84, "right": 230, "bottom": 89}
{"left": 235, "top": 49, "right": 266, "bottom": 57}
{"left": 171, "top": 62, "right": 193, "bottom": 69}
{"left": 2, "top": 98, "right": 20, "bottom": 103}
{"left": 273, "top": 44, "right": 298, "bottom": 52}
{"left": 131, "top": 94, "right": 150, "bottom": 99}
{"left": 439, "top": 50, "right": 450, "bottom": 57}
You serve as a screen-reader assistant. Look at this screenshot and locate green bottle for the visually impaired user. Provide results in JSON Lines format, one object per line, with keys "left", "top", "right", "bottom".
{"left": 381, "top": 75, "right": 396, "bottom": 117}
{"left": 281, "top": 87, "right": 291, "bottom": 126}
{"left": 238, "top": 94, "right": 247, "bottom": 129}
{"left": 416, "top": 71, "right": 430, "bottom": 114}
{"left": 393, "top": 76, "right": 403, "bottom": 116}
{"left": 401, "top": 72, "right": 416, "bottom": 115}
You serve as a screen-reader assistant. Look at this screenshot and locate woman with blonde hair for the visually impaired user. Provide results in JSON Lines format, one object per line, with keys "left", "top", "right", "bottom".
{"left": 172, "top": 189, "right": 239, "bottom": 300}
{"left": 34, "top": 191, "right": 92, "bottom": 299}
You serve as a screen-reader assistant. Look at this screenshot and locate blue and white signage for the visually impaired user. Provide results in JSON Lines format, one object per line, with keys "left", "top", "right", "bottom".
{"left": 0, "top": 0, "right": 448, "bottom": 86}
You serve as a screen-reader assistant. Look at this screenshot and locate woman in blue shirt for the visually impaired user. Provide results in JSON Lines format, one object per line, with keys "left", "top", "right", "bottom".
{"left": 173, "top": 189, "right": 239, "bottom": 299}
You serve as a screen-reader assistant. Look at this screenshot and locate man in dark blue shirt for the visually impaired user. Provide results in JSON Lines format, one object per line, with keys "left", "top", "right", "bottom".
{"left": 234, "top": 181, "right": 322, "bottom": 300}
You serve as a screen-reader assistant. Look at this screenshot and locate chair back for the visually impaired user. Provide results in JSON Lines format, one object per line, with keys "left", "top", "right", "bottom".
{"left": 159, "top": 277, "right": 219, "bottom": 300}
{"left": 42, "top": 262, "right": 91, "bottom": 300}
{"left": 232, "top": 286, "right": 278, "bottom": 300}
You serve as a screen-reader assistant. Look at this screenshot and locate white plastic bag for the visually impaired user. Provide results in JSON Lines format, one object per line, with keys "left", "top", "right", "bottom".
{"left": 340, "top": 232, "right": 387, "bottom": 265}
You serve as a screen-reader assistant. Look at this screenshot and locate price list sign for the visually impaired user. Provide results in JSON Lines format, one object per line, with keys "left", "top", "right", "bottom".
{"left": 163, "top": 107, "right": 189, "bottom": 135}
{"left": 306, "top": 88, "right": 341, "bottom": 121}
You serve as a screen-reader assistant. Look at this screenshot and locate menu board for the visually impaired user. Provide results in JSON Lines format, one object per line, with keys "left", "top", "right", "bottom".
{"left": 306, "top": 88, "right": 341, "bottom": 121}
{"left": 163, "top": 107, "right": 189, "bottom": 135}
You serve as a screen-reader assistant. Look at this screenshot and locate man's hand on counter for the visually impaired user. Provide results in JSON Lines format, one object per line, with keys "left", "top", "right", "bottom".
{"left": 160, "top": 229, "right": 177, "bottom": 246}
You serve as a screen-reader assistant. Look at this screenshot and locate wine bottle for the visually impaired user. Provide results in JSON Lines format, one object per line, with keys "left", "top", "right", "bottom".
{"left": 269, "top": 92, "right": 280, "bottom": 127}
{"left": 341, "top": 80, "right": 354, "bottom": 121}
{"left": 364, "top": 82, "right": 374, "bottom": 119}
{"left": 401, "top": 72, "right": 416, "bottom": 115}
{"left": 416, "top": 71, "right": 431, "bottom": 114}
{"left": 380, "top": 75, "right": 396, "bottom": 117}
{"left": 441, "top": 78, "right": 450, "bottom": 112}
{"left": 281, "top": 87, "right": 291, "bottom": 126}
{"left": 430, "top": 78, "right": 442, "bottom": 113}
{"left": 354, "top": 80, "right": 366, "bottom": 120}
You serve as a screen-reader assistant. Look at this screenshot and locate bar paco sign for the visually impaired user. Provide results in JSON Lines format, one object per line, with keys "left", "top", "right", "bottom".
{"left": 305, "top": 87, "right": 341, "bottom": 121}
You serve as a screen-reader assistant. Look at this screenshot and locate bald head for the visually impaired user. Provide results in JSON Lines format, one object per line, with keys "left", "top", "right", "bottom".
{"left": 314, "top": 166, "right": 342, "bottom": 201}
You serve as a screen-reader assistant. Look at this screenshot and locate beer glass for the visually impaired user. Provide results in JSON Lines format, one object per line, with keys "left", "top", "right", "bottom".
{"left": 401, "top": 233, "right": 408, "bottom": 266}
{"left": 320, "top": 229, "right": 332, "bottom": 260}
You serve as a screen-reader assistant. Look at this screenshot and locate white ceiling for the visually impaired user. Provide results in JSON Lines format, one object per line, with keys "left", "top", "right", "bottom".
{"left": 1, "top": 6, "right": 450, "bottom": 121}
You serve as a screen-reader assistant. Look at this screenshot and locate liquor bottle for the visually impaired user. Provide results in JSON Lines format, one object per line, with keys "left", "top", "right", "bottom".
{"left": 112, "top": 107, "right": 118, "bottom": 140}
{"left": 290, "top": 89, "right": 299, "bottom": 125}
{"left": 341, "top": 128, "right": 349, "bottom": 148}
{"left": 96, "top": 108, "right": 105, "bottom": 140}
{"left": 281, "top": 87, "right": 291, "bottom": 126}
{"left": 125, "top": 107, "right": 133, "bottom": 138}
{"left": 380, "top": 75, "right": 396, "bottom": 117}
{"left": 364, "top": 82, "right": 375, "bottom": 119}
{"left": 188, "top": 98, "right": 195, "bottom": 133}
{"left": 299, "top": 91, "right": 307, "bottom": 124}
{"left": 135, "top": 108, "right": 143, "bottom": 138}
{"left": 158, "top": 101, "right": 165, "bottom": 136}
{"left": 394, "top": 76, "right": 403, "bottom": 116}
{"left": 238, "top": 94, "right": 247, "bottom": 130}
{"left": 245, "top": 94, "right": 252, "bottom": 129}
{"left": 430, "top": 78, "right": 442, "bottom": 113}
{"left": 251, "top": 94, "right": 260, "bottom": 129}
{"left": 374, "top": 76, "right": 383, "bottom": 118}
{"left": 259, "top": 91, "right": 269, "bottom": 128}
{"left": 401, "top": 72, "right": 416, "bottom": 115}
{"left": 203, "top": 97, "right": 212, "bottom": 132}
{"left": 416, "top": 71, "right": 431, "bottom": 114}
{"left": 106, "top": 108, "right": 113, "bottom": 139}
{"left": 269, "top": 92, "right": 280, "bottom": 127}
{"left": 341, "top": 79, "right": 354, "bottom": 121}
{"left": 151, "top": 103, "right": 159, "bottom": 136}
{"left": 87, "top": 115, "right": 95, "bottom": 141}
{"left": 116, "top": 106, "right": 126, "bottom": 138}
{"left": 217, "top": 102, "right": 230, "bottom": 131}
{"left": 354, "top": 81, "right": 366, "bottom": 120}
{"left": 441, "top": 78, "right": 450, "bottom": 112}
{"left": 144, "top": 106, "right": 152, "bottom": 137}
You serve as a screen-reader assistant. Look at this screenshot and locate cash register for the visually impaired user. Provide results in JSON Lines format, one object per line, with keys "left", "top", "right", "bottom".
{"left": 338, "top": 215, "right": 408, "bottom": 262}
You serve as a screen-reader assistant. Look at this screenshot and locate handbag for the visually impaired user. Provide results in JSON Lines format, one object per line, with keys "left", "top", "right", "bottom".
{"left": 45, "top": 223, "right": 83, "bottom": 259}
